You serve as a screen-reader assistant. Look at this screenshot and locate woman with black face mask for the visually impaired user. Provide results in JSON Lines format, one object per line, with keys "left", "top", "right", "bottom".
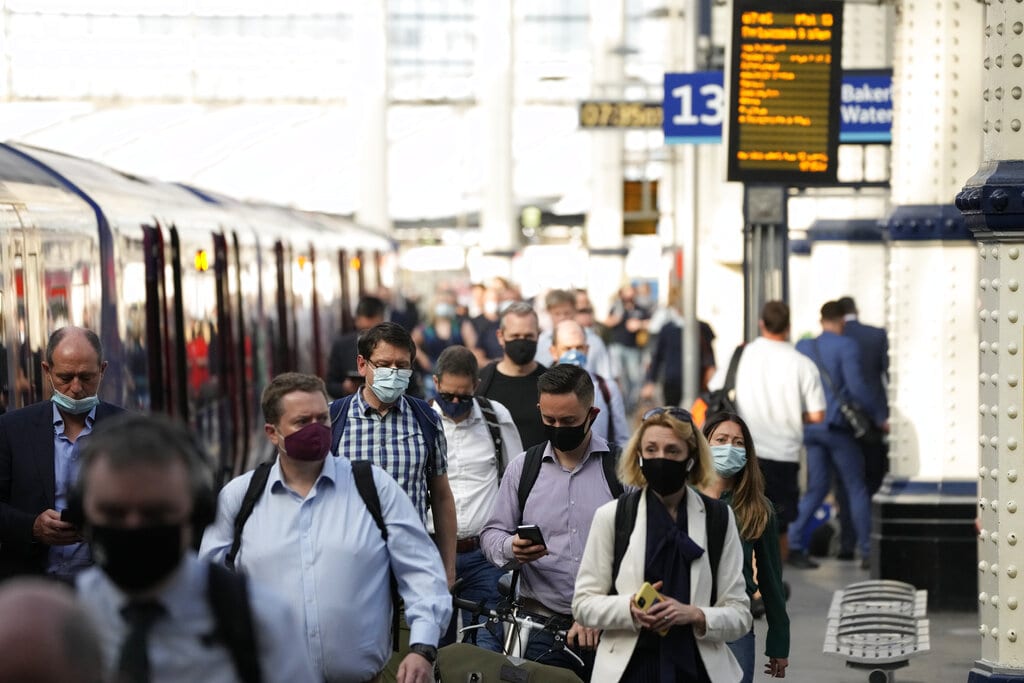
{"left": 571, "top": 408, "right": 752, "bottom": 682}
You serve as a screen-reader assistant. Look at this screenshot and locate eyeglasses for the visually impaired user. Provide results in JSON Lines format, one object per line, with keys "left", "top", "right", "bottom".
{"left": 437, "top": 392, "right": 474, "bottom": 403}
{"left": 577, "top": 308, "right": 594, "bottom": 315}
{"left": 642, "top": 406, "right": 695, "bottom": 425}
{"left": 366, "top": 359, "right": 413, "bottom": 380}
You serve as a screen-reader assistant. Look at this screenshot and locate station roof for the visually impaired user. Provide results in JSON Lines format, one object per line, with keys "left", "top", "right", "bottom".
{"left": 3, "top": 100, "right": 593, "bottom": 225}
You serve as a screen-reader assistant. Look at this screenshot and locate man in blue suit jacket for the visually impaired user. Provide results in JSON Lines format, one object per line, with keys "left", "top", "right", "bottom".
{"left": 838, "top": 296, "right": 889, "bottom": 492}
{"left": 0, "top": 327, "right": 124, "bottom": 581}
{"left": 788, "top": 302, "right": 886, "bottom": 570}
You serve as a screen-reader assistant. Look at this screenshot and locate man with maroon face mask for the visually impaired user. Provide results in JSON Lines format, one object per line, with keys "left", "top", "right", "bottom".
{"left": 200, "top": 373, "right": 451, "bottom": 683}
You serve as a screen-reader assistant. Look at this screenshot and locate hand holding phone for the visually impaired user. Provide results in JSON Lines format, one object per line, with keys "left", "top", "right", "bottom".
{"left": 634, "top": 581, "right": 669, "bottom": 635}
{"left": 515, "top": 524, "right": 546, "bottom": 548}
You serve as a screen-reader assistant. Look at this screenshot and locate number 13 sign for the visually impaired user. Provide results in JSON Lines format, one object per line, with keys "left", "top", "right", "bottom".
{"left": 663, "top": 72, "right": 725, "bottom": 144}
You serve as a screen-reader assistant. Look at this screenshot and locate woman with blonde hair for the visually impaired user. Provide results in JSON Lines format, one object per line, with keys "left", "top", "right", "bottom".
{"left": 573, "top": 407, "right": 751, "bottom": 682}
{"left": 702, "top": 411, "right": 790, "bottom": 680}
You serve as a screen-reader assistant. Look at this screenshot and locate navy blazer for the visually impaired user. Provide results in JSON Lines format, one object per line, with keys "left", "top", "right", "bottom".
{"left": 796, "top": 331, "right": 884, "bottom": 432}
{"left": 0, "top": 399, "right": 124, "bottom": 578}
{"left": 843, "top": 318, "right": 889, "bottom": 418}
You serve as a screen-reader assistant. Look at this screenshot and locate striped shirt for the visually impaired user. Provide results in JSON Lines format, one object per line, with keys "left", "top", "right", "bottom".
{"left": 336, "top": 388, "right": 448, "bottom": 524}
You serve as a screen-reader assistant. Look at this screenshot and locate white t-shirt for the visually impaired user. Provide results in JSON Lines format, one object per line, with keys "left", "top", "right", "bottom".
{"left": 734, "top": 337, "right": 825, "bottom": 464}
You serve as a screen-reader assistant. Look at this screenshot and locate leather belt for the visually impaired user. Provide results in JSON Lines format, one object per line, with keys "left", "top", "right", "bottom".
{"left": 456, "top": 536, "right": 481, "bottom": 553}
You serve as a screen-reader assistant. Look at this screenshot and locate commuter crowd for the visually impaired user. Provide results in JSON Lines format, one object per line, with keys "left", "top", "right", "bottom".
{"left": 0, "top": 281, "right": 888, "bottom": 683}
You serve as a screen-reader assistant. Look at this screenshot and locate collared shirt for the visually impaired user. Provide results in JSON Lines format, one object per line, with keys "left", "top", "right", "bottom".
{"left": 480, "top": 434, "right": 617, "bottom": 615}
{"left": 76, "top": 553, "right": 317, "bottom": 683}
{"left": 48, "top": 402, "right": 95, "bottom": 579}
{"left": 336, "top": 389, "right": 448, "bottom": 525}
{"left": 199, "top": 454, "right": 451, "bottom": 683}
{"left": 429, "top": 398, "right": 523, "bottom": 539}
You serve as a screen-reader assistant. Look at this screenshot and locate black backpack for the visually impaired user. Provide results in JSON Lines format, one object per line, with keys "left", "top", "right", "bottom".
{"left": 516, "top": 441, "right": 624, "bottom": 519}
{"left": 205, "top": 563, "right": 262, "bottom": 683}
{"left": 225, "top": 459, "right": 401, "bottom": 651}
{"left": 609, "top": 489, "right": 730, "bottom": 604}
{"left": 704, "top": 344, "right": 745, "bottom": 417}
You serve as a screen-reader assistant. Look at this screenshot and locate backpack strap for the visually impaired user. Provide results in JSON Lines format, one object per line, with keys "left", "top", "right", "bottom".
{"left": 225, "top": 461, "right": 274, "bottom": 571}
{"left": 474, "top": 396, "right": 505, "bottom": 478}
{"left": 404, "top": 396, "right": 441, "bottom": 477}
{"left": 476, "top": 361, "right": 498, "bottom": 397}
{"left": 516, "top": 443, "right": 547, "bottom": 523}
{"left": 329, "top": 394, "right": 355, "bottom": 456}
{"left": 207, "top": 563, "right": 262, "bottom": 683}
{"left": 698, "top": 491, "right": 730, "bottom": 605}
{"left": 351, "top": 459, "right": 402, "bottom": 652}
{"left": 722, "top": 344, "right": 745, "bottom": 394}
{"left": 600, "top": 444, "right": 624, "bottom": 499}
{"left": 593, "top": 374, "right": 615, "bottom": 446}
{"left": 610, "top": 489, "right": 643, "bottom": 595}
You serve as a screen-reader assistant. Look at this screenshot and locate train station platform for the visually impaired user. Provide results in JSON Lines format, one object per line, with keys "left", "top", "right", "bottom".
{"left": 775, "top": 556, "right": 976, "bottom": 683}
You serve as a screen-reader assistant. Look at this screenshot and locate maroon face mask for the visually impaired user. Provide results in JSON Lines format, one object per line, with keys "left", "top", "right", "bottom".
{"left": 281, "top": 422, "right": 332, "bottom": 461}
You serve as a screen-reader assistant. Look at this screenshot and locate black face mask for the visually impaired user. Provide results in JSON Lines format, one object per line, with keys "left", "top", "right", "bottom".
{"left": 90, "top": 523, "right": 185, "bottom": 593}
{"left": 545, "top": 415, "right": 592, "bottom": 452}
{"left": 640, "top": 457, "right": 693, "bottom": 496}
{"left": 504, "top": 338, "right": 537, "bottom": 365}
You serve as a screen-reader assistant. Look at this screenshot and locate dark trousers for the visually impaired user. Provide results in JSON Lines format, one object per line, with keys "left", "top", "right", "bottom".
{"left": 524, "top": 627, "right": 595, "bottom": 682}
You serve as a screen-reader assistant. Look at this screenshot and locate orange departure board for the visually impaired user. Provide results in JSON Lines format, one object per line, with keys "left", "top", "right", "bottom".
{"left": 727, "top": 1, "right": 844, "bottom": 184}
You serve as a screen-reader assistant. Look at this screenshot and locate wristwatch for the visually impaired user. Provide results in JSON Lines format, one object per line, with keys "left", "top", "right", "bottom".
{"left": 409, "top": 643, "right": 438, "bottom": 664}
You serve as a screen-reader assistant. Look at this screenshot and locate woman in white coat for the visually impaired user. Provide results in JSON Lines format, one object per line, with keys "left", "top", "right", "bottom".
{"left": 572, "top": 407, "right": 752, "bottom": 682}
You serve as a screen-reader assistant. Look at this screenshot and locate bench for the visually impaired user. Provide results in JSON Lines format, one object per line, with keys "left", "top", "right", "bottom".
{"left": 822, "top": 580, "right": 930, "bottom": 683}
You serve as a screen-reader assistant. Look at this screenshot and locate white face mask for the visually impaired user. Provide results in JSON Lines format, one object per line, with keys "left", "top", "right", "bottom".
{"left": 369, "top": 366, "right": 413, "bottom": 404}
{"left": 51, "top": 386, "right": 100, "bottom": 415}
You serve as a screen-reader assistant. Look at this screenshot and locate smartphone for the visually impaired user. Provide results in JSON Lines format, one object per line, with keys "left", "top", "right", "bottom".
{"left": 634, "top": 582, "right": 669, "bottom": 636}
{"left": 516, "top": 524, "right": 546, "bottom": 547}
{"left": 633, "top": 581, "right": 662, "bottom": 611}
{"left": 60, "top": 508, "right": 82, "bottom": 527}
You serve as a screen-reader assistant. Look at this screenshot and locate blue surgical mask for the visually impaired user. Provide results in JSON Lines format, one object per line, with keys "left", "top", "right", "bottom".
{"left": 558, "top": 349, "right": 587, "bottom": 368}
{"left": 436, "top": 396, "right": 473, "bottom": 419}
{"left": 51, "top": 387, "right": 100, "bottom": 415}
{"left": 434, "top": 303, "right": 456, "bottom": 319}
{"left": 369, "top": 367, "right": 412, "bottom": 404}
{"left": 711, "top": 445, "right": 747, "bottom": 478}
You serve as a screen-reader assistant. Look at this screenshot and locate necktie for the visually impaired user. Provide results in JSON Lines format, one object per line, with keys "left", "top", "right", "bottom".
{"left": 117, "top": 600, "right": 166, "bottom": 683}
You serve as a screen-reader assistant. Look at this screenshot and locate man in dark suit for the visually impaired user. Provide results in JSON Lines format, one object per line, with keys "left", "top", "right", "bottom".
{"left": 0, "top": 327, "right": 124, "bottom": 581}
{"left": 788, "top": 302, "right": 885, "bottom": 570}
{"left": 838, "top": 296, "right": 889, "bottom": 493}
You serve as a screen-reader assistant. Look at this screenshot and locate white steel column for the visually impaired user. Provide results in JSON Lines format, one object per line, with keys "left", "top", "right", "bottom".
{"left": 585, "top": 0, "right": 626, "bottom": 318}
{"left": 887, "top": 0, "right": 983, "bottom": 482}
{"left": 353, "top": 3, "right": 390, "bottom": 234}
{"left": 477, "top": 0, "right": 516, "bottom": 265}
{"left": 958, "top": 2, "right": 1024, "bottom": 679}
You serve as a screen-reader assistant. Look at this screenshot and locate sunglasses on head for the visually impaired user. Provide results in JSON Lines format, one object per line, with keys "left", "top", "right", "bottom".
{"left": 642, "top": 406, "right": 695, "bottom": 424}
{"left": 437, "top": 392, "right": 474, "bottom": 403}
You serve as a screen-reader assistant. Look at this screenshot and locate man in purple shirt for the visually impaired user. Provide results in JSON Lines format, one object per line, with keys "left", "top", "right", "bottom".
{"left": 480, "top": 364, "right": 621, "bottom": 682}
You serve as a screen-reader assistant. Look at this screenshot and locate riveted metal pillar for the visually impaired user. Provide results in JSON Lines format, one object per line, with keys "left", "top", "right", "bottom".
{"left": 874, "top": 0, "right": 983, "bottom": 607}
{"left": 958, "top": 3, "right": 1024, "bottom": 681}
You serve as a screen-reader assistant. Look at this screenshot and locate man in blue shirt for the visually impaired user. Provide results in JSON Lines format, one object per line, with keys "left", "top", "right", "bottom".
{"left": 201, "top": 372, "right": 451, "bottom": 683}
{"left": 76, "top": 413, "right": 316, "bottom": 683}
{"left": 0, "top": 326, "right": 124, "bottom": 582}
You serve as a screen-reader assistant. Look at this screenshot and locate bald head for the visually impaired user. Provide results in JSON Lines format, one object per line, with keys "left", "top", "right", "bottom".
{"left": 551, "top": 320, "right": 589, "bottom": 361}
{"left": 0, "top": 579, "right": 103, "bottom": 683}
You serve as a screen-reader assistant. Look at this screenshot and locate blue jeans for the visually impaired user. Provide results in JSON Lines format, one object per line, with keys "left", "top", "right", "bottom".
{"left": 728, "top": 628, "right": 755, "bottom": 683}
{"left": 789, "top": 428, "right": 872, "bottom": 558}
{"left": 441, "top": 548, "right": 505, "bottom": 652}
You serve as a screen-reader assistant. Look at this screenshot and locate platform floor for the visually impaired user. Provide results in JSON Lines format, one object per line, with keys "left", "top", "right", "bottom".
{"left": 766, "top": 556, "right": 978, "bottom": 683}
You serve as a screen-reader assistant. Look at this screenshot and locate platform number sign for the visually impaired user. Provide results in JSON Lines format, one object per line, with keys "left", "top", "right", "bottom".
{"left": 663, "top": 72, "right": 726, "bottom": 144}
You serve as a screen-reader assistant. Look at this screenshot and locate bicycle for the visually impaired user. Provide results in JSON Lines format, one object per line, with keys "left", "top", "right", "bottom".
{"left": 450, "top": 571, "right": 585, "bottom": 671}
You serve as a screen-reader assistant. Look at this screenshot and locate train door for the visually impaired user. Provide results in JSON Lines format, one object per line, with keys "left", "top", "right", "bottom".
{"left": 308, "top": 245, "right": 324, "bottom": 377}
{"left": 0, "top": 206, "right": 29, "bottom": 411}
{"left": 230, "top": 232, "right": 252, "bottom": 471}
{"left": 141, "top": 224, "right": 169, "bottom": 412}
{"left": 339, "top": 249, "right": 354, "bottom": 333}
{"left": 3, "top": 207, "right": 46, "bottom": 409}
{"left": 274, "top": 241, "right": 291, "bottom": 373}
{"left": 212, "top": 232, "right": 242, "bottom": 478}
